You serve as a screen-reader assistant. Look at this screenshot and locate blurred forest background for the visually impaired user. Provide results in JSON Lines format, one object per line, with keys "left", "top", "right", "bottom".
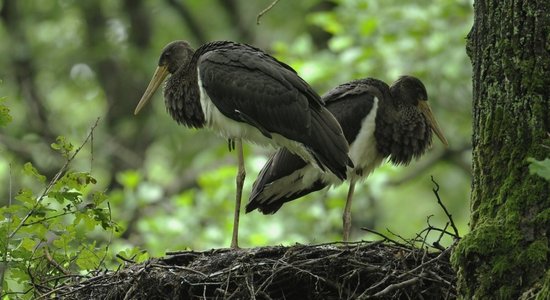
{"left": 0, "top": 0, "right": 472, "bottom": 263}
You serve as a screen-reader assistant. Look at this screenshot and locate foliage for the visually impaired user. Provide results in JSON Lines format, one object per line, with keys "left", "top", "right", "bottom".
{"left": 0, "top": 0, "right": 473, "bottom": 296}
{"left": 528, "top": 157, "right": 550, "bottom": 181}
{"left": 0, "top": 121, "right": 130, "bottom": 298}
{"left": 0, "top": 99, "right": 10, "bottom": 128}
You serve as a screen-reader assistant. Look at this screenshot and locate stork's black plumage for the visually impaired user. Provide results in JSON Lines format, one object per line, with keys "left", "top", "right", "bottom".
{"left": 246, "top": 76, "right": 448, "bottom": 241}
{"left": 134, "top": 40, "right": 353, "bottom": 248}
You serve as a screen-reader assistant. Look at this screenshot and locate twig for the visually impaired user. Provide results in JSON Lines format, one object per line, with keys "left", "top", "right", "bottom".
{"left": 90, "top": 118, "right": 94, "bottom": 173}
{"left": 433, "top": 222, "right": 450, "bottom": 251}
{"left": 372, "top": 276, "right": 421, "bottom": 298}
{"left": 115, "top": 254, "right": 136, "bottom": 264}
{"left": 419, "top": 215, "right": 435, "bottom": 249}
{"left": 97, "top": 201, "right": 113, "bottom": 269}
{"left": 430, "top": 176, "right": 460, "bottom": 238}
{"left": 396, "top": 245, "right": 454, "bottom": 280}
{"left": 360, "top": 227, "right": 397, "bottom": 244}
{"left": 417, "top": 225, "right": 459, "bottom": 240}
{"left": 22, "top": 211, "right": 75, "bottom": 226}
{"left": 256, "top": 0, "right": 280, "bottom": 25}
{"left": 149, "top": 263, "right": 207, "bottom": 277}
{"left": 44, "top": 247, "right": 69, "bottom": 275}
{"left": 386, "top": 228, "right": 417, "bottom": 248}
{"left": 8, "top": 118, "right": 101, "bottom": 239}
{"left": 37, "top": 273, "right": 89, "bottom": 285}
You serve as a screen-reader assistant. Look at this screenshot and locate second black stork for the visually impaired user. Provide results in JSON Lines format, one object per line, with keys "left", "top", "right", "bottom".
{"left": 134, "top": 40, "right": 353, "bottom": 248}
{"left": 246, "top": 76, "right": 448, "bottom": 241}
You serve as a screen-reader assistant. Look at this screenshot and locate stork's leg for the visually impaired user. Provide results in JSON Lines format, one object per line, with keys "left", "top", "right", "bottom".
{"left": 342, "top": 181, "right": 356, "bottom": 242}
{"left": 231, "top": 138, "right": 245, "bottom": 249}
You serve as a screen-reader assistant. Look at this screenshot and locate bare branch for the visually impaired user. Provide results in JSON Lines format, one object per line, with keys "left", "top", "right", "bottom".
{"left": 431, "top": 176, "right": 460, "bottom": 239}
{"left": 44, "top": 247, "right": 69, "bottom": 275}
{"left": 372, "top": 277, "right": 421, "bottom": 298}
{"left": 257, "top": 0, "right": 281, "bottom": 25}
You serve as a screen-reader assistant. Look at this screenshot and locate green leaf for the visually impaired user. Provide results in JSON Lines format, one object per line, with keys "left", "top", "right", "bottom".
{"left": 15, "top": 188, "right": 36, "bottom": 208}
{"left": 117, "top": 170, "right": 142, "bottom": 189}
{"left": 0, "top": 98, "right": 12, "bottom": 127}
{"left": 48, "top": 190, "right": 83, "bottom": 204}
{"left": 527, "top": 157, "right": 550, "bottom": 180}
{"left": 91, "top": 191, "right": 108, "bottom": 206}
{"left": 76, "top": 243, "right": 100, "bottom": 270}
{"left": 22, "top": 162, "right": 46, "bottom": 183}
{"left": 19, "top": 238, "right": 39, "bottom": 252}
{"left": 92, "top": 207, "right": 113, "bottom": 230}
{"left": 359, "top": 18, "right": 378, "bottom": 36}
{"left": 307, "top": 11, "right": 343, "bottom": 34}
{"left": 51, "top": 136, "right": 74, "bottom": 157}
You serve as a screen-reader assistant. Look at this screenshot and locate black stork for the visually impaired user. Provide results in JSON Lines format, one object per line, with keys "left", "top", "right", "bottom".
{"left": 134, "top": 40, "right": 353, "bottom": 248}
{"left": 246, "top": 76, "right": 448, "bottom": 241}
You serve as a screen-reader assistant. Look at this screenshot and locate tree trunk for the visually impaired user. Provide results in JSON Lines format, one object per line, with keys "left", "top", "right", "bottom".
{"left": 453, "top": 0, "right": 550, "bottom": 299}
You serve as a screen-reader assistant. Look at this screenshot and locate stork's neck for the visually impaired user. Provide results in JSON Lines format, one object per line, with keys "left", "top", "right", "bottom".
{"left": 164, "top": 56, "right": 206, "bottom": 129}
{"left": 375, "top": 102, "right": 433, "bottom": 165}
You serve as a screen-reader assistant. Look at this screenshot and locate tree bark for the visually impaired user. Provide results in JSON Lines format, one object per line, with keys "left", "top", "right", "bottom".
{"left": 453, "top": 0, "right": 550, "bottom": 298}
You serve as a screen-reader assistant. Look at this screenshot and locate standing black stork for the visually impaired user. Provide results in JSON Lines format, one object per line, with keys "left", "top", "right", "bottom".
{"left": 134, "top": 40, "right": 353, "bottom": 248}
{"left": 246, "top": 76, "right": 448, "bottom": 241}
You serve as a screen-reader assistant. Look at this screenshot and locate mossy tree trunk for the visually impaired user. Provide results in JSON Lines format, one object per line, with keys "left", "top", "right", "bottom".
{"left": 453, "top": 0, "right": 550, "bottom": 298}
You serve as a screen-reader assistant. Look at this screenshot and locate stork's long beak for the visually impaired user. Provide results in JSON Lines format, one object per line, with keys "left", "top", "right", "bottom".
{"left": 418, "top": 101, "right": 449, "bottom": 147}
{"left": 134, "top": 65, "right": 169, "bottom": 115}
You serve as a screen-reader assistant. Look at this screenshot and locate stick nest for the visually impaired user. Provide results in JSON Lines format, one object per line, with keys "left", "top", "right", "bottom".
{"left": 52, "top": 240, "right": 456, "bottom": 299}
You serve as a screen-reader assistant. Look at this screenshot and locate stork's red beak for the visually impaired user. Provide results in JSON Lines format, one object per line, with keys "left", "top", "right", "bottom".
{"left": 134, "top": 65, "right": 169, "bottom": 115}
{"left": 418, "top": 101, "right": 449, "bottom": 147}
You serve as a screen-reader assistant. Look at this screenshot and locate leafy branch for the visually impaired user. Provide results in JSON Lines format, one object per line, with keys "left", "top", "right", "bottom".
{"left": 0, "top": 117, "right": 127, "bottom": 299}
{"left": 8, "top": 118, "right": 100, "bottom": 239}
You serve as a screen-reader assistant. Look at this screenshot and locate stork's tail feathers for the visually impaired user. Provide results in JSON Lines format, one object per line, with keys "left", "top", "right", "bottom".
{"left": 246, "top": 149, "right": 329, "bottom": 214}
{"left": 246, "top": 106, "right": 351, "bottom": 214}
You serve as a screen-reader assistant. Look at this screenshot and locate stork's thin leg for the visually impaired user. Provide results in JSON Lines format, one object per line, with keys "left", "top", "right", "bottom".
{"left": 342, "top": 181, "right": 356, "bottom": 242}
{"left": 231, "top": 138, "right": 245, "bottom": 249}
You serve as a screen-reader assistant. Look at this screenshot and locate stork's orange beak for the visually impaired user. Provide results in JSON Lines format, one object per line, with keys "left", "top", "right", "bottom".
{"left": 134, "top": 65, "right": 169, "bottom": 115}
{"left": 418, "top": 101, "right": 449, "bottom": 147}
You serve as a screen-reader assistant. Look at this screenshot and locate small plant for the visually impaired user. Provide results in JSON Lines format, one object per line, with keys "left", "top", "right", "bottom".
{"left": 0, "top": 118, "right": 124, "bottom": 299}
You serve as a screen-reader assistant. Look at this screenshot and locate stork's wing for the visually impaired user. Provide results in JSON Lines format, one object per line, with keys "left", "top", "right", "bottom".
{"left": 197, "top": 42, "right": 352, "bottom": 179}
{"left": 197, "top": 43, "right": 320, "bottom": 139}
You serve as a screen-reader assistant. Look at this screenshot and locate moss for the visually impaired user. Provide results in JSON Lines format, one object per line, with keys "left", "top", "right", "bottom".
{"left": 534, "top": 269, "right": 550, "bottom": 299}
{"left": 453, "top": 216, "right": 548, "bottom": 299}
{"left": 522, "top": 240, "right": 548, "bottom": 265}
{"left": 534, "top": 209, "right": 550, "bottom": 224}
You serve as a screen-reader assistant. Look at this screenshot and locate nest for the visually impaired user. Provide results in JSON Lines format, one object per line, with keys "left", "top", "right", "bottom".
{"left": 49, "top": 240, "right": 456, "bottom": 299}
